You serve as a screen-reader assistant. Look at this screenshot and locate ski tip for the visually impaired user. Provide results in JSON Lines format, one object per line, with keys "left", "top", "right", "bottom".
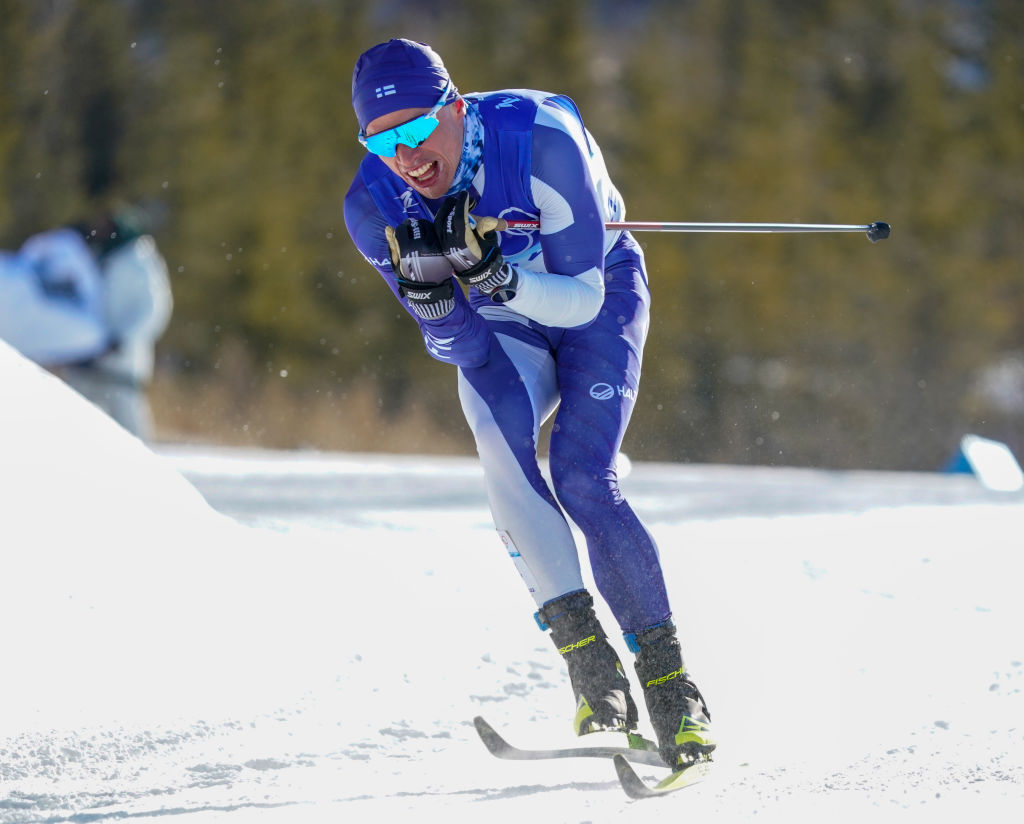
{"left": 613, "top": 753, "right": 711, "bottom": 799}
{"left": 613, "top": 753, "right": 656, "bottom": 799}
{"left": 473, "top": 716, "right": 511, "bottom": 757}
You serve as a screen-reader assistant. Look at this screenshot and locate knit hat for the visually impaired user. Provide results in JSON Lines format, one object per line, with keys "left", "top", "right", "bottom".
{"left": 352, "top": 39, "right": 457, "bottom": 130}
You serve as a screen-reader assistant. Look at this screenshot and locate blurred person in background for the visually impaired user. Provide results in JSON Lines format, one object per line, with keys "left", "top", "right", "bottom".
{"left": 0, "top": 207, "right": 172, "bottom": 440}
{"left": 343, "top": 39, "right": 713, "bottom": 771}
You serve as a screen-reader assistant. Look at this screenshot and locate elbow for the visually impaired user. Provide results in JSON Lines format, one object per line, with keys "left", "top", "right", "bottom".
{"left": 563, "top": 269, "right": 605, "bottom": 328}
{"left": 575, "top": 280, "right": 604, "bottom": 327}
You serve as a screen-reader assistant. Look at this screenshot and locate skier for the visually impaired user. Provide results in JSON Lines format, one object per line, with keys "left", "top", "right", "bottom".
{"left": 343, "top": 38, "right": 714, "bottom": 770}
{"left": 0, "top": 210, "right": 173, "bottom": 439}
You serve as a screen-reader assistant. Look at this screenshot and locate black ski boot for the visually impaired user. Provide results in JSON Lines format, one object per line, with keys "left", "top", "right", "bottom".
{"left": 538, "top": 590, "right": 639, "bottom": 736}
{"left": 631, "top": 621, "right": 715, "bottom": 769}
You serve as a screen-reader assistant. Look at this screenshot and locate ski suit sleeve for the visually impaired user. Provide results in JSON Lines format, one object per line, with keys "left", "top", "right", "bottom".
{"left": 0, "top": 253, "right": 109, "bottom": 364}
{"left": 0, "top": 230, "right": 111, "bottom": 365}
{"left": 498, "top": 97, "right": 620, "bottom": 329}
{"left": 344, "top": 180, "right": 492, "bottom": 368}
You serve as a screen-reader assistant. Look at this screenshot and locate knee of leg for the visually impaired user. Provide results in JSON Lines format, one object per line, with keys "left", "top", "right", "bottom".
{"left": 471, "top": 417, "right": 538, "bottom": 470}
{"left": 550, "top": 461, "right": 618, "bottom": 521}
{"left": 467, "top": 412, "right": 501, "bottom": 453}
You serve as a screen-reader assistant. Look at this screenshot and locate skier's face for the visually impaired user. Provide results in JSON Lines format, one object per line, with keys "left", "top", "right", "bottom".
{"left": 365, "top": 98, "right": 466, "bottom": 200}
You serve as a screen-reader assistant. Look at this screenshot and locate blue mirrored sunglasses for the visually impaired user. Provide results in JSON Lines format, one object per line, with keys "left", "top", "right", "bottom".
{"left": 358, "top": 80, "right": 453, "bottom": 158}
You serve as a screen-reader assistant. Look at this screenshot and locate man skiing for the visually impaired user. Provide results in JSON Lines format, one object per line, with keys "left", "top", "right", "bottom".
{"left": 343, "top": 38, "right": 714, "bottom": 770}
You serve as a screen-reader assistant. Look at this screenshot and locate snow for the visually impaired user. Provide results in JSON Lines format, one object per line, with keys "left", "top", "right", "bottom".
{"left": 1, "top": 337, "right": 1023, "bottom": 823}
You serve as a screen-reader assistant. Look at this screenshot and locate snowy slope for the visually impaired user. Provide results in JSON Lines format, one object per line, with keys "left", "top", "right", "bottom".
{"left": 1, "top": 339, "right": 1022, "bottom": 823}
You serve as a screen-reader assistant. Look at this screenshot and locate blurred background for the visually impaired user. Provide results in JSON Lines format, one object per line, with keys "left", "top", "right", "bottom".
{"left": 1, "top": 0, "right": 1021, "bottom": 470}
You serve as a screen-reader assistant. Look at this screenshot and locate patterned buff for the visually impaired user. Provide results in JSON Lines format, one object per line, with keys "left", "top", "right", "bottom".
{"left": 445, "top": 100, "right": 484, "bottom": 197}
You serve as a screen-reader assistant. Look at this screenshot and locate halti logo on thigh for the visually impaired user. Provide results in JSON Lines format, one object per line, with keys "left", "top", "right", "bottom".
{"left": 590, "top": 382, "right": 636, "bottom": 401}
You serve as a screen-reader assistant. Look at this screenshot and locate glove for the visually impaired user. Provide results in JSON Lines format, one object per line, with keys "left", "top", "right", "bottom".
{"left": 385, "top": 218, "right": 456, "bottom": 320}
{"left": 434, "top": 191, "right": 519, "bottom": 303}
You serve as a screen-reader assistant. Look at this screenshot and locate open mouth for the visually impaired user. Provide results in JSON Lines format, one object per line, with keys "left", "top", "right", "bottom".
{"left": 405, "top": 160, "right": 439, "bottom": 189}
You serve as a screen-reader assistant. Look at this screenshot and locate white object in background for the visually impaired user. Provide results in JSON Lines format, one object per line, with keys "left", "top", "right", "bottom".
{"left": 959, "top": 434, "right": 1024, "bottom": 492}
{"left": 97, "top": 234, "right": 174, "bottom": 383}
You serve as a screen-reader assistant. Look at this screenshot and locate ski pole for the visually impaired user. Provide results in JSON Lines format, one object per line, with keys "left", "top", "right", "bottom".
{"left": 491, "top": 218, "right": 891, "bottom": 243}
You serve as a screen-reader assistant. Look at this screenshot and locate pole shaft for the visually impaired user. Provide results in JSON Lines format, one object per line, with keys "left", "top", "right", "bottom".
{"left": 496, "top": 219, "right": 872, "bottom": 233}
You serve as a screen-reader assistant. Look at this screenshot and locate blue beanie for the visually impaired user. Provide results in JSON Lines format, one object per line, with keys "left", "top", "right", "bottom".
{"left": 352, "top": 39, "right": 457, "bottom": 131}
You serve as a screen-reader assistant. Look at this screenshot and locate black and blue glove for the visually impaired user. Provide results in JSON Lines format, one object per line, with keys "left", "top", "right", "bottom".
{"left": 385, "top": 218, "right": 456, "bottom": 320}
{"left": 434, "top": 191, "right": 518, "bottom": 303}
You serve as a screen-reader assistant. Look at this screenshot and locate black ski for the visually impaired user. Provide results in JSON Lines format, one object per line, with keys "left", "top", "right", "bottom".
{"left": 473, "top": 715, "right": 667, "bottom": 767}
{"left": 613, "top": 753, "right": 712, "bottom": 799}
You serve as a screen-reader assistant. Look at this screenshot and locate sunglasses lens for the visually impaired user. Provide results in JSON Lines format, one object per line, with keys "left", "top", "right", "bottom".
{"left": 362, "top": 113, "right": 440, "bottom": 157}
{"left": 364, "top": 131, "right": 398, "bottom": 157}
{"left": 400, "top": 116, "right": 439, "bottom": 149}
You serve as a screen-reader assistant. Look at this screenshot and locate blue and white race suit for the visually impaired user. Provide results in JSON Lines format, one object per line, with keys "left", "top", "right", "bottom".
{"left": 345, "top": 89, "right": 671, "bottom": 633}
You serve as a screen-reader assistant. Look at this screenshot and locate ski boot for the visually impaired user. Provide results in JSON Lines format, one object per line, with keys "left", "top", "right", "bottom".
{"left": 630, "top": 620, "right": 715, "bottom": 769}
{"left": 537, "top": 590, "right": 639, "bottom": 736}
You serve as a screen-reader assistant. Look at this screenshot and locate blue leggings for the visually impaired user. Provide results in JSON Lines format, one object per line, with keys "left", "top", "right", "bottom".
{"left": 458, "top": 243, "right": 670, "bottom": 634}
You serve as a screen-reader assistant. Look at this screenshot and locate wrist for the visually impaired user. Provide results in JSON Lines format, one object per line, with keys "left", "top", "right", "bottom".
{"left": 454, "top": 246, "right": 504, "bottom": 291}
{"left": 488, "top": 264, "right": 519, "bottom": 303}
{"left": 397, "top": 277, "right": 456, "bottom": 320}
{"left": 458, "top": 258, "right": 513, "bottom": 296}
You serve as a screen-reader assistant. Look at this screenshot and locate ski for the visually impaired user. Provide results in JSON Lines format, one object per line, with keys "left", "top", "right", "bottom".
{"left": 473, "top": 715, "right": 667, "bottom": 767}
{"left": 613, "top": 753, "right": 712, "bottom": 799}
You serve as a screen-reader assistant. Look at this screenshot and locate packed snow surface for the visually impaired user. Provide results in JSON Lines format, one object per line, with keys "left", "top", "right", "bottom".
{"left": 1, "top": 339, "right": 1022, "bottom": 823}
